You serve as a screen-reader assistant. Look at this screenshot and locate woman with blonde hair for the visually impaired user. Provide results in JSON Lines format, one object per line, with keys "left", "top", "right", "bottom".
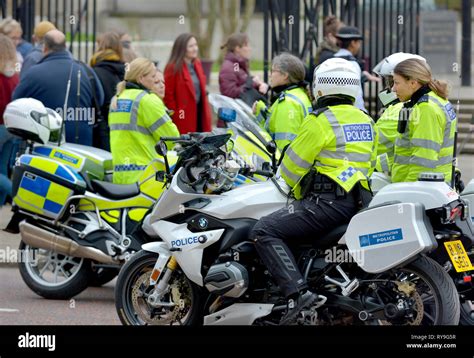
{"left": 0, "top": 17, "right": 33, "bottom": 64}
{"left": 109, "top": 57, "right": 179, "bottom": 184}
{"left": 0, "top": 34, "right": 19, "bottom": 206}
{"left": 391, "top": 58, "right": 456, "bottom": 184}
{"left": 90, "top": 31, "right": 126, "bottom": 150}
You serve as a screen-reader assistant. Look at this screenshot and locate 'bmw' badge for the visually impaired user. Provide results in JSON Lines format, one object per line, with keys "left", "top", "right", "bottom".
{"left": 198, "top": 217, "right": 208, "bottom": 229}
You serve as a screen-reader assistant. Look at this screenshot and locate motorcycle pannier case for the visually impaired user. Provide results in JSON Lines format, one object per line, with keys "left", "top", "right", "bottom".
{"left": 344, "top": 202, "right": 437, "bottom": 273}
{"left": 11, "top": 154, "right": 87, "bottom": 220}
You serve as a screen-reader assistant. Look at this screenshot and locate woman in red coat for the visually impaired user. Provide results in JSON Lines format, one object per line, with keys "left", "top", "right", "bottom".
{"left": 164, "top": 33, "right": 212, "bottom": 133}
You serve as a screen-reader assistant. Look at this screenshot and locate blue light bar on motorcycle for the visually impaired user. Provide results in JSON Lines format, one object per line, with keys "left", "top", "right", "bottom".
{"left": 218, "top": 108, "right": 237, "bottom": 123}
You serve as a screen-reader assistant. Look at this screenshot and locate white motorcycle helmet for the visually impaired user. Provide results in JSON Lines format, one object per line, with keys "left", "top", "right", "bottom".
{"left": 3, "top": 98, "right": 61, "bottom": 145}
{"left": 312, "top": 58, "right": 360, "bottom": 102}
{"left": 373, "top": 52, "right": 426, "bottom": 106}
{"left": 373, "top": 52, "right": 426, "bottom": 77}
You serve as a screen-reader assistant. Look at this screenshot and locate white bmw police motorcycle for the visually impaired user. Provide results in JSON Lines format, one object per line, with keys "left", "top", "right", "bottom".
{"left": 114, "top": 131, "right": 462, "bottom": 325}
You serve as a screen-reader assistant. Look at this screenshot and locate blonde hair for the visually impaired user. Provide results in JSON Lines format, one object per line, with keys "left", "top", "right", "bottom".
{"left": 0, "top": 34, "right": 17, "bottom": 75}
{"left": 0, "top": 17, "right": 21, "bottom": 36}
{"left": 111, "top": 57, "right": 155, "bottom": 110}
{"left": 394, "top": 58, "right": 449, "bottom": 100}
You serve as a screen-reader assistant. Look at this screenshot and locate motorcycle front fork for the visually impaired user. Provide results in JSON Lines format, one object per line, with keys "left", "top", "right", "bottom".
{"left": 147, "top": 255, "right": 178, "bottom": 307}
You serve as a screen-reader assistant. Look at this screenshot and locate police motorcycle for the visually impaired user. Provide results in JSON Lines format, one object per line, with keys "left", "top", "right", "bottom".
{"left": 3, "top": 98, "right": 179, "bottom": 298}
{"left": 367, "top": 93, "right": 474, "bottom": 324}
{"left": 4, "top": 98, "right": 129, "bottom": 288}
{"left": 2, "top": 98, "right": 274, "bottom": 300}
{"left": 115, "top": 130, "right": 460, "bottom": 326}
{"left": 371, "top": 170, "right": 474, "bottom": 325}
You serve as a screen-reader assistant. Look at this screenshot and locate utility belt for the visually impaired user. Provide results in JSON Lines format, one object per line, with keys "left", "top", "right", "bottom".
{"left": 312, "top": 177, "right": 347, "bottom": 198}
{"left": 300, "top": 168, "right": 346, "bottom": 199}
{"left": 300, "top": 168, "right": 373, "bottom": 208}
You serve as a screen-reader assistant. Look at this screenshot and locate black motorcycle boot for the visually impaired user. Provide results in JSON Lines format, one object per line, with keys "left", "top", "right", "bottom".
{"left": 279, "top": 291, "right": 318, "bottom": 325}
{"left": 253, "top": 235, "right": 307, "bottom": 297}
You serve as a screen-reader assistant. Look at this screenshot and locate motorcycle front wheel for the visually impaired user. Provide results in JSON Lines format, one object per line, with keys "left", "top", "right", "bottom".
{"left": 115, "top": 250, "right": 202, "bottom": 326}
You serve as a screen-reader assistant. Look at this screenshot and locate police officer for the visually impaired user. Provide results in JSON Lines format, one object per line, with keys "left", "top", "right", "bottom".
{"left": 391, "top": 58, "right": 456, "bottom": 183}
{"left": 109, "top": 58, "right": 179, "bottom": 184}
{"left": 251, "top": 58, "right": 377, "bottom": 325}
{"left": 372, "top": 53, "right": 427, "bottom": 173}
{"left": 253, "top": 53, "right": 312, "bottom": 151}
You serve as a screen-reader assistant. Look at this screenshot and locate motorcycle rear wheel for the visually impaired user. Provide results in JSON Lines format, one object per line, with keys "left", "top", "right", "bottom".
{"left": 18, "top": 241, "right": 91, "bottom": 300}
{"left": 317, "top": 256, "right": 460, "bottom": 325}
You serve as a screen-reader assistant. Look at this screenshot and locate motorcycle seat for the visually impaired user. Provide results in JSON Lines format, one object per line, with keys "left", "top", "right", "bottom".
{"left": 314, "top": 224, "right": 348, "bottom": 248}
{"left": 91, "top": 180, "right": 140, "bottom": 200}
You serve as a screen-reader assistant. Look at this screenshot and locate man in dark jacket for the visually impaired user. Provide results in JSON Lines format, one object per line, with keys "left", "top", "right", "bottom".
{"left": 13, "top": 30, "right": 104, "bottom": 146}
{"left": 20, "top": 21, "right": 56, "bottom": 78}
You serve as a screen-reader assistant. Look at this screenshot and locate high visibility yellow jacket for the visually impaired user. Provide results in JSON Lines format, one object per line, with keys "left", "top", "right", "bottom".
{"left": 392, "top": 90, "right": 456, "bottom": 183}
{"left": 280, "top": 104, "right": 378, "bottom": 199}
{"left": 109, "top": 88, "right": 180, "bottom": 184}
{"left": 255, "top": 86, "right": 312, "bottom": 151}
{"left": 375, "top": 101, "right": 403, "bottom": 173}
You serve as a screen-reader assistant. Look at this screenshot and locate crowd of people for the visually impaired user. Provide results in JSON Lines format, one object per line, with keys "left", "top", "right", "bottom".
{"left": 0, "top": 15, "right": 458, "bottom": 323}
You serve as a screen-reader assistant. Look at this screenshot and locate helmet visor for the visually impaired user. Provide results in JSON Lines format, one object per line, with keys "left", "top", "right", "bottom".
{"left": 30, "top": 110, "right": 50, "bottom": 128}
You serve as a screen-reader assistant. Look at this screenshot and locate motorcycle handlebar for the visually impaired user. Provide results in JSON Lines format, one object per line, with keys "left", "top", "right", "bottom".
{"left": 239, "top": 166, "right": 274, "bottom": 178}
{"left": 160, "top": 135, "right": 192, "bottom": 142}
{"left": 253, "top": 169, "right": 274, "bottom": 178}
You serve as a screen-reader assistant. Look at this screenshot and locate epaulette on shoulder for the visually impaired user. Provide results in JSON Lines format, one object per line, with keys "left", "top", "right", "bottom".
{"left": 310, "top": 106, "right": 329, "bottom": 117}
{"left": 278, "top": 92, "right": 286, "bottom": 102}
{"left": 417, "top": 94, "right": 429, "bottom": 104}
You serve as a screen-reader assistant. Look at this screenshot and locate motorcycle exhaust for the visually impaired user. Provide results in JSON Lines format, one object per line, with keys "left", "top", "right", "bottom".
{"left": 19, "top": 222, "right": 116, "bottom": 264}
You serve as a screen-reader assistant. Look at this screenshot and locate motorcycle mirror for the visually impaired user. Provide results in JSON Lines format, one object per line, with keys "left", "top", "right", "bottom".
{"left": 218, "top": 108, "right": 237, "bottom": 123}
{"left": 156, "top": 171, "right": 166, "bottom": 182}
{"left": 155, "top": 140, "right": 168, "bottom": 157}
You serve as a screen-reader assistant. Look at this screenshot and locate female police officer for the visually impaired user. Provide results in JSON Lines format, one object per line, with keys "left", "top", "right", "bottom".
{"left": 391, "top": 58, "right": 456, "bottom": 184}
{"left": 372, "top": 52, "right": 426, "bottom": 173}
{"left": 109, "top": 58, "right": 179, "bottom": 184}
{"left": 253, "top": 53, "right": 312, "bottom": 152}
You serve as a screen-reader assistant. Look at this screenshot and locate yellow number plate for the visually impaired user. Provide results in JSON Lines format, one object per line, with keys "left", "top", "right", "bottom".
{"left": 444, "top": 240, "right": 474, "bottom": 273}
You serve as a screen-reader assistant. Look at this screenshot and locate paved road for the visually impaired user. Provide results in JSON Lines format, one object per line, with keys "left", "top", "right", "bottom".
{"left": 0, "top": 266, "right": 120, "bottom": 325}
